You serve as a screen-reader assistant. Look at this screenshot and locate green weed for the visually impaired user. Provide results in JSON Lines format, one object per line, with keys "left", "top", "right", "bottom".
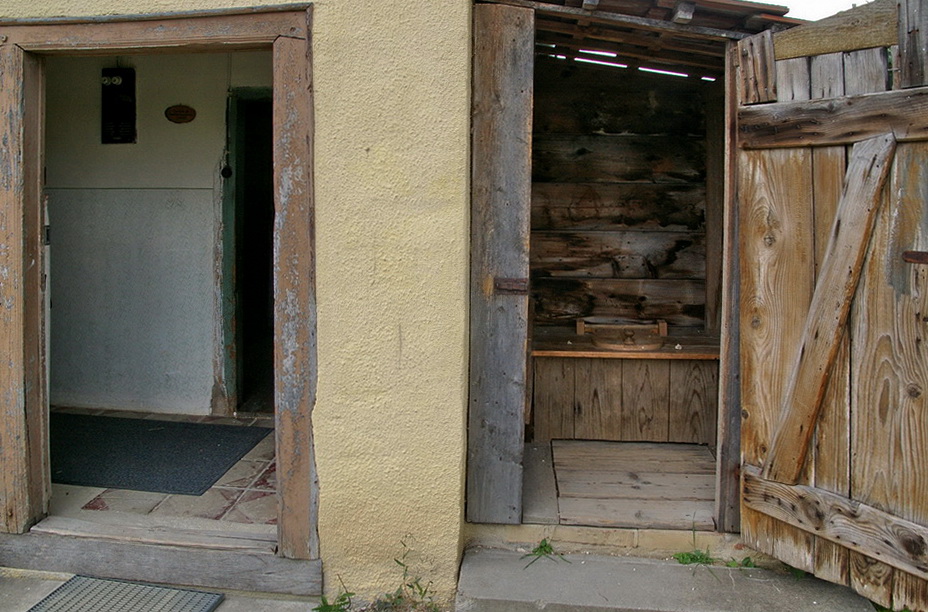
{"left": 314, "top": 575, "right": 354, "bottom": 612}
{"left": 521, "top": 538, "right": 570, "bottom": 568}
{"left": 724, "top": 557, "right": 756, "bottom": 569}
{"left": 672, "top": 549, "right": 716, "bottom": 565}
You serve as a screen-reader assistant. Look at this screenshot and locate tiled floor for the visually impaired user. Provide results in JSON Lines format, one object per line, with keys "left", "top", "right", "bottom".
{"left": 49, "top": 407, "right": 277, "bottom": 527}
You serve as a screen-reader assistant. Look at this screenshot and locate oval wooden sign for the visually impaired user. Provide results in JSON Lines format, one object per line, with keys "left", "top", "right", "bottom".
{"left": 165, "top": 105, "right": 196, "bottom": 124}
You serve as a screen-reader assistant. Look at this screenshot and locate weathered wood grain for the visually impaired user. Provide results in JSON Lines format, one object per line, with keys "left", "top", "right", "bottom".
{"left": 850, "top": 551, "right": 894, "bottom": 609}
{"left": 739, "top": 148, "right": 814, "bottom": 469}
{"left": 273, "top": 26, "right": 318, "bottom": 561}
{"left": 21, "top": 50, "right": 47, "bottom": 526}
{"left": 715, "top": 44, "right": 741, "bottom": 533}
{"left": 531, "top": 231, "right": 706, "bottom": 279}
{"left": 574, "top": 359, "right": 623, "bottom": 440}
{"left": 774, "top": 57, "right": 810, "bottom": 102}
{"left": 468, "top": 3, "right": 534, "bottom": 524}
{"left": 0, "top": 530, "right": 321, "bottom": 596}
{"left": 0, "top": 44, "right": 35, "bottom": 534}
{"left": 773, "top": 0, "right": 897, "bottom": 60}
{"left": 1, "top": 9, "right": 308, "bottom": 52}
{"left": 850, "top": 141, "right": 928, "bottom": 606}
{"left": 533, "top": 134, "right": 705, "bottom": 183}
{"left": 738, "top": 30, "right": 776, "bottom": 105}
{"left": 899, "top": 0, "right": 928, "bottom": 87}
{"left": 743, "top": 466, "right": 928, "bottom": 580}
{"left": 668, "top": 360, "right": 717, "bottom": 444}
{"left": 531, "top": 327, "right": 720, "bottom": 360}
{"left": 531, "top": 183, "right": 706, "bottom": 232}
{"left": 553, "top": 440, "right": 716, "bottom": 529}
{"left": 810, "top": 52, "right": 845, "bottom": 100}
{"left": 738, "top": 86, "right": 928, "bottom": 149}
{"left": 763, "top": 134, "right": 896, "bottom": 485}
{"left": 621, "top": 360, "right": 670, "bottom": 441}
{"left": 843, "top": 47, "right": 889, "bottom": 95}
{"left": 533, "top": 358, "right": 575, "bottom": 442}
{"left": 532, "top": 278, "right": 705, "bottom": 327}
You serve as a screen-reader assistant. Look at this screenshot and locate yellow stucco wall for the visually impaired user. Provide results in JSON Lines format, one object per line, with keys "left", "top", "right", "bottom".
{"left": 0, "top": 0, "right": 472, "bottom": 601}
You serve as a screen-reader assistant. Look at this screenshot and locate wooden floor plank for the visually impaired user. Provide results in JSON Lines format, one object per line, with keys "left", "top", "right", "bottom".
{"left": 551, "top": 440, "right": 717, "bottom": 530}
{"left": 558, "top": 497, "right": 715, "bottom": 530}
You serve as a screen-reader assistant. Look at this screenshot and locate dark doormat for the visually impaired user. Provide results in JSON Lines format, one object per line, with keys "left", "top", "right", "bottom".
{"left": 28, "top": 576, "right": 223, "bottom": 612}
{"left": 50, "top": 412, "right": 272, "bottom": 495}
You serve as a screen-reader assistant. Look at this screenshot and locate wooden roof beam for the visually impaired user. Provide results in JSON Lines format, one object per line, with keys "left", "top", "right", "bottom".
{"left": 535, "top": 19, "right": 727, "bottom": 58}
{"left": 673, "top": 1, "right": 696, "bottom": 24}
{"left": 538, "top": 38, "right": 724, "bottom": 72}
{"left": 477, "top": 0, "right": 750, "bottom": 41}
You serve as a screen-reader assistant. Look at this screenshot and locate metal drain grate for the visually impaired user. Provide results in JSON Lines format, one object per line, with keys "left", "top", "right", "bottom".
{"left": 28, "top": 576, "right": 224, "bottom": 612}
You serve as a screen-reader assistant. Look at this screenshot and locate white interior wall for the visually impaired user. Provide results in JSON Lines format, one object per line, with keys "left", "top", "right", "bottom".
{"left": 46, "top": 52, "right": 272, "bottom": 414}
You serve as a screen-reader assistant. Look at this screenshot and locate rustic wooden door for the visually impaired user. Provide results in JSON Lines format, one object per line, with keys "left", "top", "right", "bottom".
{"left": 736, "top": 1, "right": 928, "bottom": 608}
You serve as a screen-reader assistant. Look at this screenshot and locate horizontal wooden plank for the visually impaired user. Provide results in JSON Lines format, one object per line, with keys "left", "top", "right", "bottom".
{"left": 532, "top": 327, "right": 720, "bottom": 359}
{"left": 558, "top": 496, "right": 715, "bottom": 529}
{"left": 739, "top": 87, "right": 928, "bottom": 149}
{"left": 773, "top": 0, "right": 897, "bottom": 60}
{"left": 533, "top": 278, "right": 706, "bottom": 327}
{"left": 532, "top": 182, "right": 706, "bottom": 232}
{"left": 0, "top": 529, "right": 321, "bottom": 595}
{"left": 743, "top": 465, "right": 928, "bottom": 581}
{"left": 531, "top": 231, "right": 705, "bottom": 279}
{"left": 557, "top": 470, "right": 715, "bottom": 500}
{"left": 534, "top": 55, "right": 708, "bottom": 135}
{"left": 0, "top": 10, "right": 308, "bottom": 52}
{"left": 31, "top": 516, "right": 276, "bottom": 552}
{"left": 533, "top": 134, "right": 706, "bottom": 183}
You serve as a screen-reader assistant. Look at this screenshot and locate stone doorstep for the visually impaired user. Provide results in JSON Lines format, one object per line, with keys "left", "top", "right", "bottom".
{"left": 455, "top": 548, "right": 877, "bottom": 612}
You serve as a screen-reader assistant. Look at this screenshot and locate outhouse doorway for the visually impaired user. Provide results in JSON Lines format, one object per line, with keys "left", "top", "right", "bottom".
{"left": 0, "top": 6, "right": 320, "bottom": 595}
{"left": 467, "top": 0, "right": 790, "bottom": 533}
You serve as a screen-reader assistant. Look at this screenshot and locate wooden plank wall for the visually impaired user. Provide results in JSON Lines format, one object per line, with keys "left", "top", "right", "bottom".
{"left": 531, "top": 56, "right": 718, "bottom": 329}
{"left": 739, "top": 10, "right": 928, "bottom": 607}
{"left": 534, "top": 357, "right": 717, "bottom": 444}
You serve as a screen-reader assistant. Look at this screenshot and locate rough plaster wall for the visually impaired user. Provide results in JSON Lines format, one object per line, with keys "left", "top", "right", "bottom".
{"left": 1, "top": 0, "right": 472, "bottom": 600}
{"left": 45, "top": 53, "right": 271, "bottom": 414}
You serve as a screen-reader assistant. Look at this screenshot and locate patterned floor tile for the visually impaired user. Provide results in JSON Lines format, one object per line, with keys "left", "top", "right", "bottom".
{"left": 222, "top": 489, "right": 277, "bottom": 525}
{"left": 243, "top": 433, "right": 275, "bottom": 462}
{"left": 216, "top": 460, "right": 270, "bottom": 489}
{"left": 81, "top": 489, "right": 168, "bottom": 514}
{"left": 252, "top": 462, "right": 277, "bottom": 491}
{"left": 149, "top": 487, "right": 243, "bottom": 521}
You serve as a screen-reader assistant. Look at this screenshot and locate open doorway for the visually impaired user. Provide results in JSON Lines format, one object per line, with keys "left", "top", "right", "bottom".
{"left": 522, "top": 51, "right": 724, "bottom": 531}
{"left": 225, "top": 89, "right": 275, "bottom": 414}
{"left": 43, "top": 51, "right": 278, "bottom": 534}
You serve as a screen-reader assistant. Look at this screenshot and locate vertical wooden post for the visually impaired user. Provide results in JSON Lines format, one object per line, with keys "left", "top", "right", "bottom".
{"left": 0, "top": 44, "right": 46, "bottom": 534}
{"left": 467, "top": 3, "right": 534, "bottom": 524}
{"left": 715, "top": 43, "right": 741, "bottom": 533}
{"left": 273, "top": 7, "right": 318, "bottom": 559}
{"left": 899, "top": 0, "right": 928, "bottom": 87}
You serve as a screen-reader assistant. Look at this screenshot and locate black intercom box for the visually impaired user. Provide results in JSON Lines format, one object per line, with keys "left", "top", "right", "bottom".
{"left": 101, "top": 67, "right": 136, "bottom": 144}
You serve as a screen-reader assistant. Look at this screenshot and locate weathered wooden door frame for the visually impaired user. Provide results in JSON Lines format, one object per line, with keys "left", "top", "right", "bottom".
{"left": 0, "top": 5, "right": 318, "bottom": 562}
{"left": 467, "top": 1, "right": 744, "bottom": 531}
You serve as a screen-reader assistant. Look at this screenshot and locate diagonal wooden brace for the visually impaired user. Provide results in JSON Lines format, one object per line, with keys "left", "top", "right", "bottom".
{"left": 762, "top": 133, "right": 897, "bottom": 485}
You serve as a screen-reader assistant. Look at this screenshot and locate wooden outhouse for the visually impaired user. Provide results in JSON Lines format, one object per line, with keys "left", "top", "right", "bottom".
{"left": 468, "top": 0, "right": 928, "bottom": 609}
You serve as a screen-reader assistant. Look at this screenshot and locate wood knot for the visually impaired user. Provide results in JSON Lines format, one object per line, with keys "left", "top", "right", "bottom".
{"left": 907, "top": 384, "right": 923, "bottom": 399}
{"left": 901, "top": 534, "right": 926, "bottom": 558}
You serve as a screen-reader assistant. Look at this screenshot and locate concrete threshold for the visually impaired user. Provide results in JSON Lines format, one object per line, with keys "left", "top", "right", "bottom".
{"left": 455, "top": 549, "right": 877, "bottom": 612}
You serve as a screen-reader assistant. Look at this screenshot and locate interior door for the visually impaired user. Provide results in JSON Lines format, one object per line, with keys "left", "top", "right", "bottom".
{"left": 735, "top": 2, "right": 928, "bottom": 609}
